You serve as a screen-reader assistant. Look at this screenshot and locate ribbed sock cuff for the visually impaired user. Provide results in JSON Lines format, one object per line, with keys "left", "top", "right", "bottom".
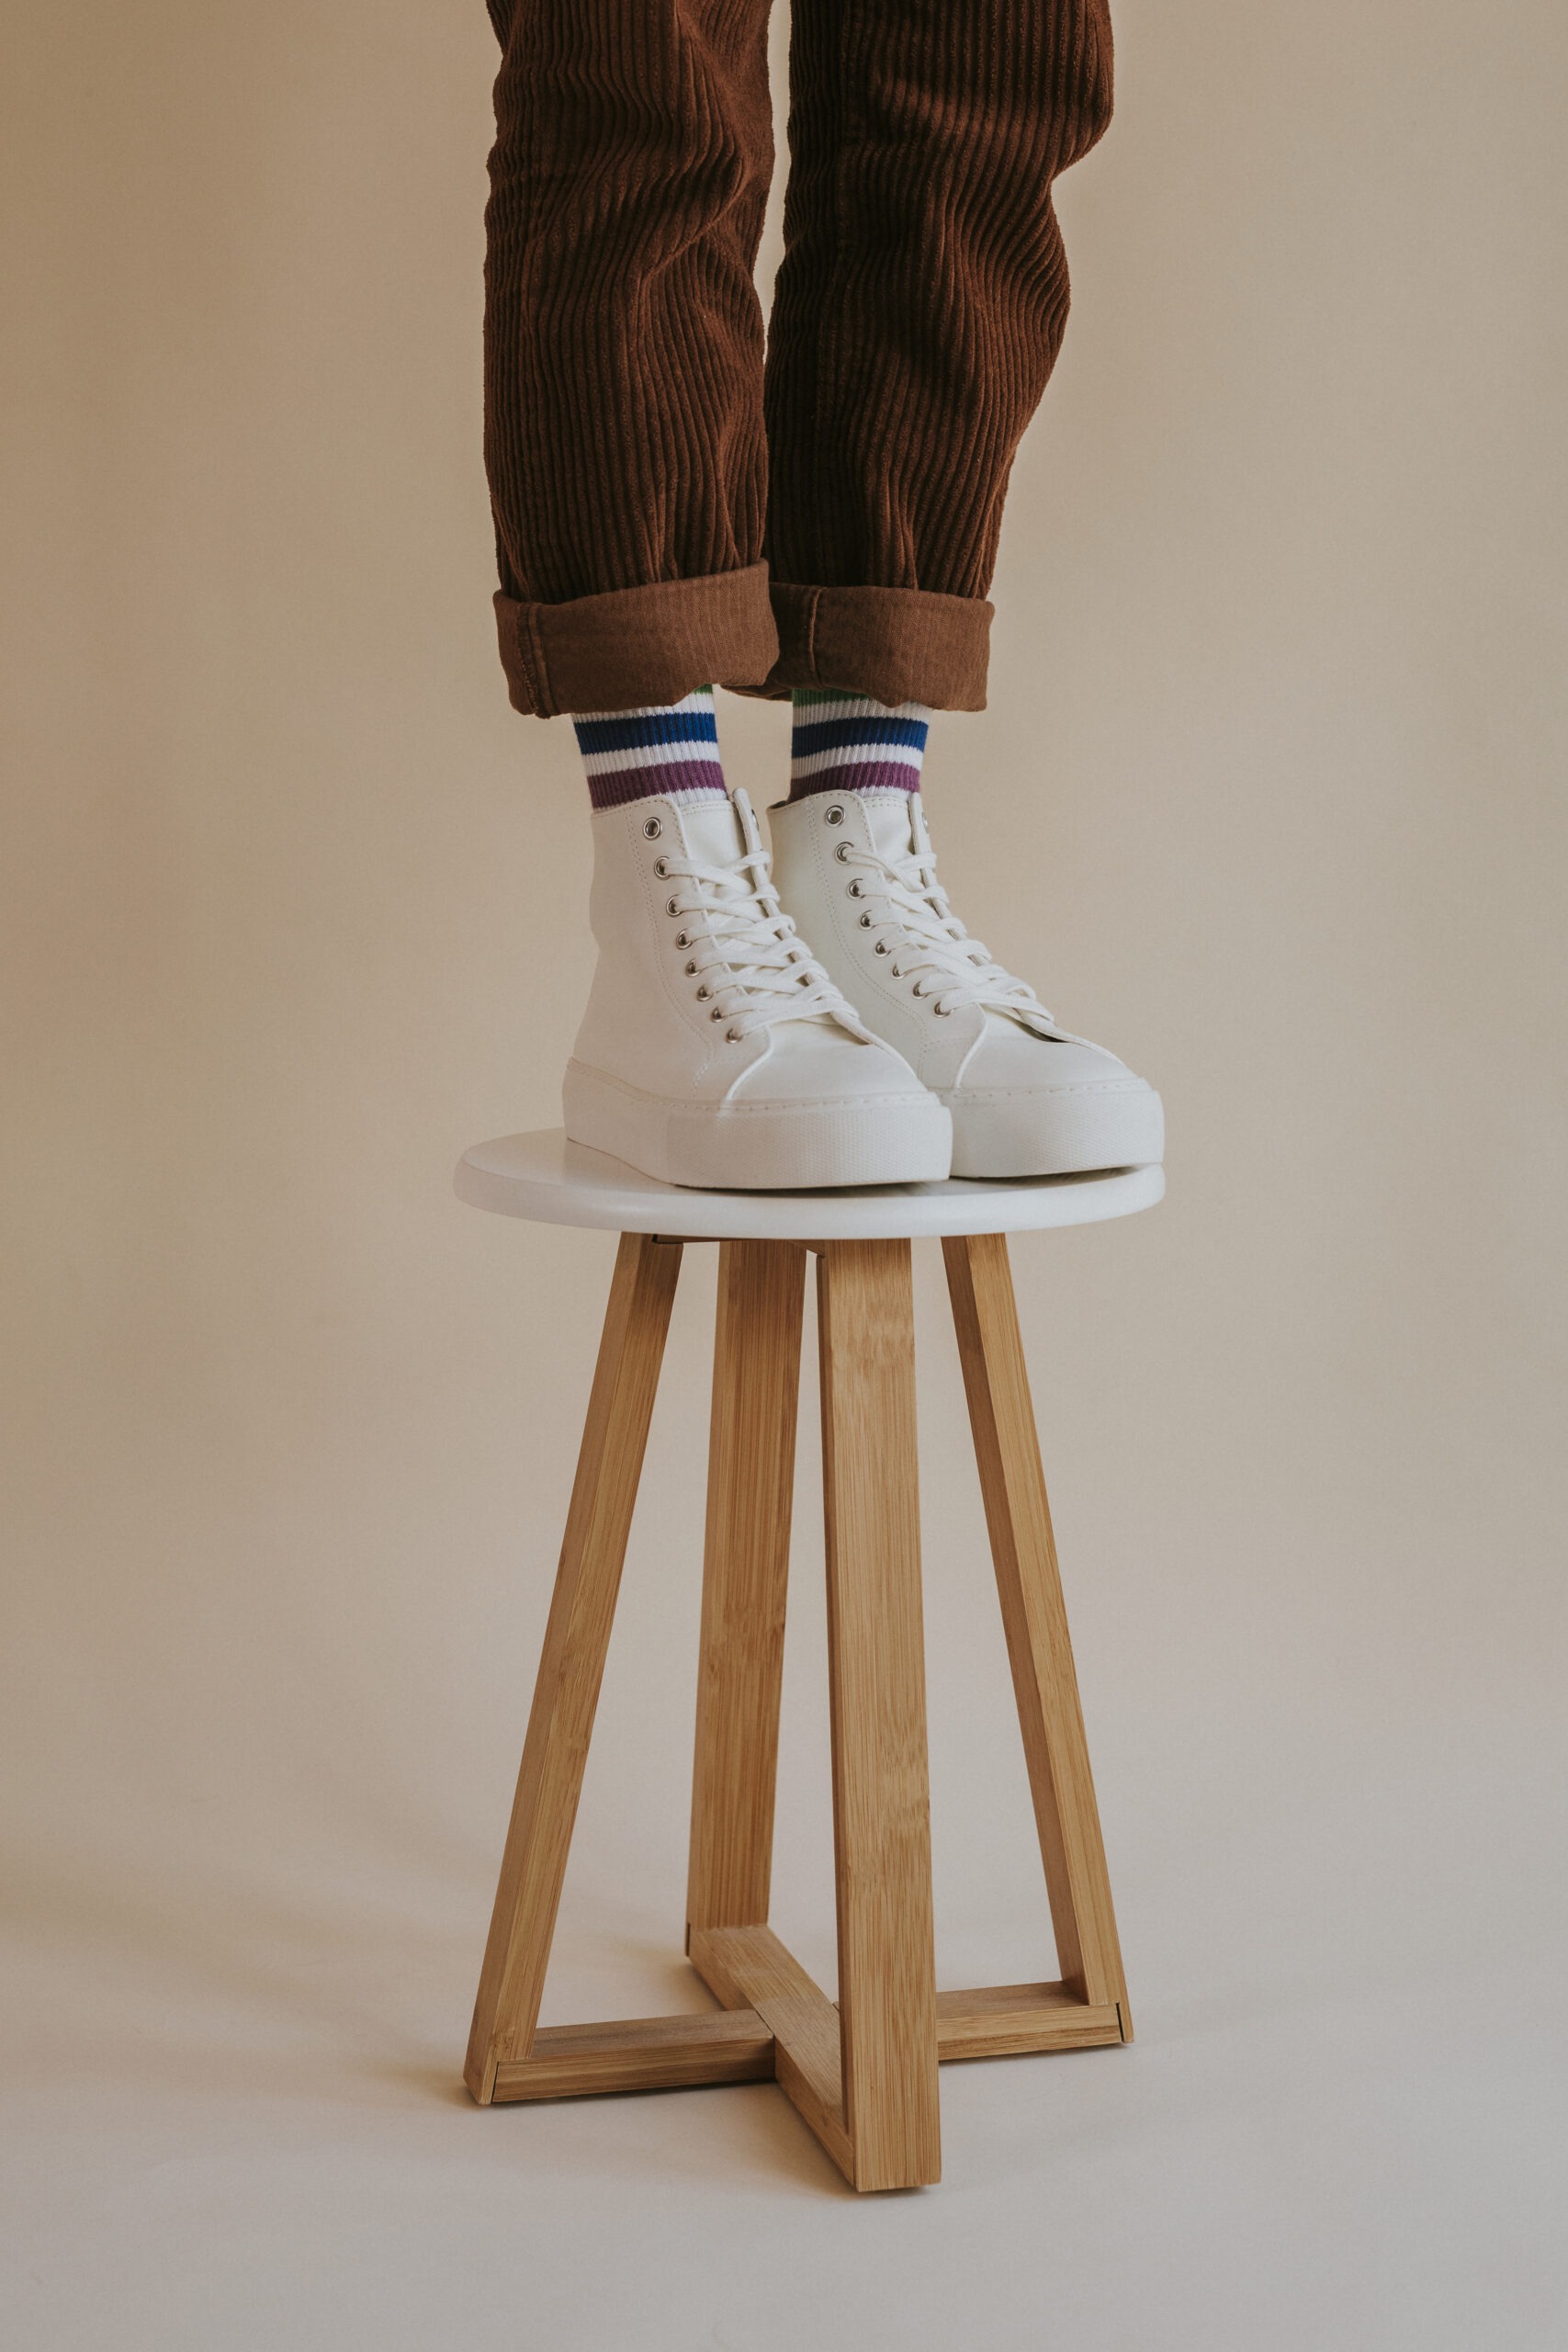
{"left": 573, "top": 689, "right": 727, "bottom": 809}
{"left": 787, "top": 691, "right": 931, "bottom": 800}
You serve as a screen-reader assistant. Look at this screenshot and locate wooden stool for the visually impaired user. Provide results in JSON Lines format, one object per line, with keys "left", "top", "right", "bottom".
{"left": 455, "top": 1131, "right": 1162, "bottom": 2191}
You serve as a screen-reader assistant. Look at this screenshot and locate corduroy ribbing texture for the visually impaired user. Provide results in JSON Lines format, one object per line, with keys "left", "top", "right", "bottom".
{"left": 482, "top": 0, "right": 1112, "bottom": 717}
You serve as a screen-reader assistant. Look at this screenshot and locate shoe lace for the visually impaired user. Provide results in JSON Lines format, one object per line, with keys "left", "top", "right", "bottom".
{"left": 660, "top": 817, "right": 860, "bottom": 1044}
{"left": 838, "top": 837, "right": 1058, "bottom": 1027}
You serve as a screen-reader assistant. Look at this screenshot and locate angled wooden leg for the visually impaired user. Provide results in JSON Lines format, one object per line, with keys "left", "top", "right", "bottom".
{"left": 942, "top": 1232, "right": 1130, "bottom": 2030}
{"left": 818, "top": 1238, "right": 942, "bottom": 2191}
{"left": 465, "top": 1231, "right": 682, "bottom": 2104}
{"left": 686, "top": 1239, "right": 807, "bottom": 1944}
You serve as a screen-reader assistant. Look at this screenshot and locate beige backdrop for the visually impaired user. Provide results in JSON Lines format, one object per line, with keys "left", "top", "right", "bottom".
{"left": 4, "top": 4, "right": 1565, "bottom": 2346}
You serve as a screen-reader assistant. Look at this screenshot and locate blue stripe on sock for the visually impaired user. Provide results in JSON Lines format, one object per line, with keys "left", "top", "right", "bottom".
{"left": 790, "top": 716, "right": 930, "bottom": 761}
{"left": 573, "top": 708, "right": 719, "bottom": 759}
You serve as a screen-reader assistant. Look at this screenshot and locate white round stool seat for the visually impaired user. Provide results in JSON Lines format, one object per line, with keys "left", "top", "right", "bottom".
{"left": 456, "top": 1128, "right": 1164, "bottom": 1242}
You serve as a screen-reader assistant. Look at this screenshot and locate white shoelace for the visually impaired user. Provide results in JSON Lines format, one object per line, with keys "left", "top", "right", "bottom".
{"left": 837, "top": 833, "right": 1059, "bottom": 1029}
{"left": 660, "top": 811, "right": 859, "bottom": 1044}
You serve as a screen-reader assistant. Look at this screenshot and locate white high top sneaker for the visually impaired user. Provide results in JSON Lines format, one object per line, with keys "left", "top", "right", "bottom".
{"left": 767, "top": 791, "right": 1164, "bottom": 1178}
{"left": 564, "top": 788, "right": 952, "bottom": 1190}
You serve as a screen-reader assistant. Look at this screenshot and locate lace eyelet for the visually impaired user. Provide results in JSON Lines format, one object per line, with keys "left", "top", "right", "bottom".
{"left": 874, "top": 941, "right": 890, "bottom": 956}
{"left": 824, "top": 805, "right": 844, "bottom": 826}
{"left": 858, "top": 912, "right": 873, "bottom": 928}
{"left": 890, "top": 966, "right": 901, "bottom": 978}
{"left": 666, "top": 897, "right": 681, "bottom": 916}
{"left": 642, "top": 817, "right": 662, "bottom": 840}
{"left": 684, "top": 959, "right": 697, "bottom": 976}
{"left": 847, "top": 879, "right": 863, "bottom": 898}
{"left": 652, "top": 857, "right": 669, "bottom": 878}
{"left": 834, "top": 842, "right": 851, "bottom": 863}
{"left": 726, "top": 1027, "right": 743, "bottom": 1043}
{"left": 695, "top": 985, "right": 710, "bottom": 1001}
{"left": 934, "top": 1004, "right": 952, "bottom": 1016}
{"left": 674, "top": 931, "right": 689, "bottom": 948}
{"left": 710, "top": 1006, "right": 725, "bottom": 1022}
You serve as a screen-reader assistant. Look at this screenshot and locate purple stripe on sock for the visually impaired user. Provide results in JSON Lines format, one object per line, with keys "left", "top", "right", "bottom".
{"left": 787, "top": 759, "right": 918, "bottom": 800}
{"left": 587, "top": 760, "right": 728, "bottom": 811}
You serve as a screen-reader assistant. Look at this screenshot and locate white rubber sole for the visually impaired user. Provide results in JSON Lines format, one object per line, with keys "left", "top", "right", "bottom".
{"left": 564, "top": 1059, "right": 953, "bottom": 1192}
{"left": 943, "top": 1080, "right": 1165, "bottom": 1179}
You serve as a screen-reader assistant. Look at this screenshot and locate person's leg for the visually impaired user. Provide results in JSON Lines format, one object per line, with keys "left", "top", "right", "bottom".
{"left": 759, "top": 0, "right": 1114, "bottom": 711}
{"left": 761, "top": 4, "right": 1161, "bottom": 1178}
{"left": 480, "top": 2, "right": 952, "bottom": 1188}
{"left": 481, "top": 0, "right": 779, "bottom": 718}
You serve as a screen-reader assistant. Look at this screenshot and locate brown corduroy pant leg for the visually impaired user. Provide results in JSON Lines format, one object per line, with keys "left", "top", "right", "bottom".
{"left": 482, "top": 0, "right": 1112, "bottom": 718}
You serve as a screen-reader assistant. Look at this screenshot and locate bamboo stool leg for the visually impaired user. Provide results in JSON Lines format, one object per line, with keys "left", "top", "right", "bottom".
{"left": 818, "top": 1238, "right": 942, "bottom": 2190}
{"left": 942, "top": 1232, "right": 1131, "bottom": 2030}
{"left": 685, "top": 1239, "right": 807, "bottom": 1944}
{"left": 465, "top": 1232, "right": 682, "bottom": 2104}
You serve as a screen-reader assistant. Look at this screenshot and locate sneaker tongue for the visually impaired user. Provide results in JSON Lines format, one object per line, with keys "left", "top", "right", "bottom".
{"left": 672, "top": 790, "right": 746, "bottom": 865}
{"left": 860, "top": 789, "right": 921, "bottom": 863}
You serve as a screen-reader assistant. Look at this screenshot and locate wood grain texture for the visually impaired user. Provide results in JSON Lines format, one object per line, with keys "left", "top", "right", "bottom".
{"left": 685, "top": 1240, "right": 807, "bottom": 1945}
{"left": 462, "top": 1222, "right": 1132, "bottom": 2178}
{"left": 465, "top": 1233, "right": 682, "bottom": 2103}
{"left": 690, "top": 1924, "right": 852, "bottom": 2179}
{"left": 942, "top": 1232, "right": 1130, "bottom": 2022}
{"left": 485, "top": 1980, "right": 1122, "bottom": 2104}
{"left": 491, "top": 2007, "right": 774, "bottom": 2102}
{"left": 936, "top": 1982, "right": 1126, "bottom": 2060}
{"left": 818, "top": 1239, "right": 942, "bottom": 2191}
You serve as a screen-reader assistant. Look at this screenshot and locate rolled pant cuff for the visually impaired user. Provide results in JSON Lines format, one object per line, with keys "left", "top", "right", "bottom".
{"left": 737, "top": 582, "right": 993, "bottom": 710}
{"left": 494, "top": 564, "right": 777, "bottom": 718}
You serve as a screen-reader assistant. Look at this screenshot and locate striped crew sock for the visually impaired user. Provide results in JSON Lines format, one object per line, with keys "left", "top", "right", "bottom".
{"left": 787, "top": 690, "right": 931, "bottom": 801}
{"left": 572, "top": 688, "right": 727, "bottom": 810}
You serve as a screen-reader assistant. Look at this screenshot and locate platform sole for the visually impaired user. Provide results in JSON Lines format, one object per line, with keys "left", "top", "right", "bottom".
{"left": 564, "top": 1060, "right": 953, "bottom": 1192}
{"left": 944, "top": 1081, "right": 1165, "bottom": 1180}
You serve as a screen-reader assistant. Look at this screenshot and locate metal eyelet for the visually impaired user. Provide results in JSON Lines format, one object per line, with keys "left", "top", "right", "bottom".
{"left": 858, "top": 912, "right": 873, "bottom": 928}
{"left": 666, "top": 897, "right": 681, "bottom": 916}
{"left": 695, "top": 985, "right": 710, "bottom": 1001}
{"left": 653, "top": 857, "right": 669, "bottom": 878}
{"left": 726, "top": 1027, "right": 743, "bottom": 1043}
{"left": 684, "top": 959, "right": 697, "bottom": 976}
{"left": 847, "top": 879, "right": 863, "bottom": 898}
{"left": 834, "top": 842, "right": 852, "bottom": 863}
{"left": 642, "top": 816, "right": 662, "bottom": 839}
{"left": 934, "top": 1004, "right": 952, "bottom": 1016}
{"left": 710, "top": 1006, "right": 725, "bottom": 1022}
{"left": 874, "top": 940, "right": 890, "bottom": 956}
{"left": 824, "top": 805, "right": 844, "bottom": 826}
{"left": 889, "top": 965, "right": 901, "bottom": 978}
{"left": 674, "top": 931, "right": 690, "bottom": 949}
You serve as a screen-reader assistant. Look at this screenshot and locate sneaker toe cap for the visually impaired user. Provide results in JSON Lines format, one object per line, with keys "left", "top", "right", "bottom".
{"left": 946, "top": 1021, "right": 1164, "bottom": 1176}
{"left": 734, "top": 1026, "right": 928, "bottom": 1106}
{"left": 958, "top": 1023, "right": 1144, "bottom": 1097}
